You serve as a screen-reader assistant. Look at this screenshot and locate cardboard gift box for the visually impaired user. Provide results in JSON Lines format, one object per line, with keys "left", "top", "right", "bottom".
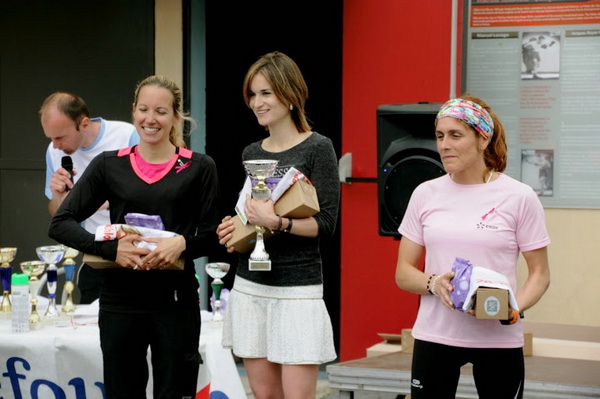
{"left": 272, "top": 178, "right": 320, "bottom": 217}
{"left": 226, "top": 217, "right": 272, "bottom": 255}
{"left": 83, "top": 254, "right": 184, "bottom": 270}
{"left": 523, "top": 332, "right": 533, "bottom": 356}
{"left": 475, "top": 287, "right": 509, "bottom": 320}
{"left": 366, "top": 332, "right": 402, "bottom": 358}
{"left": 400, "top": 328, "right": 415, "bottom": 353}
{"left": 226, "top": 179, "right": 320, "bottom": 253}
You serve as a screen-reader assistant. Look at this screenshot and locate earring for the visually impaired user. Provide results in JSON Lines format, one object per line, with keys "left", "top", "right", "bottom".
{"left": 289, "top": 104, "right": 294, "bottom": 111}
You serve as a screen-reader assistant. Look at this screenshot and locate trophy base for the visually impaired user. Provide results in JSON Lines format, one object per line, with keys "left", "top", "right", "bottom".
{"left": 30, "top": 320, "right": 44, "bottom": 330}
{"left": 44, "top": 307, "right": 61, "bottom": 320}
{"left": 249, "top": 259, "right": 271, "bottom": 271}
{"left": 61, "top": 300, "right": 77, "bottom": 314}
{"left": 211, "top": 313, "right": 224, "bottom": 322}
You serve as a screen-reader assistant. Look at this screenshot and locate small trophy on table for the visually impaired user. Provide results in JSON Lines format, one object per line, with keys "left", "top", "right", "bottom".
{"left": 0, "top": 247, "right": 17, "bottom": 318}
{"left": 61, "top": 247, "right": 80, "bottom": 314}
{"left": 243, "top": 159, "right": 278, "bottom": 271}
{"left": 20, "top": 260, "right": 47, "bottom": 330}
{"left": 205, "top": 262, "right": 230, "bottom": 321}
{"left": 36, "top": 245, "right": 66, "bottom": 320}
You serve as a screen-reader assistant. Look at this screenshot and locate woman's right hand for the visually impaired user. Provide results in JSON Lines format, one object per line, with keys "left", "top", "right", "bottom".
{"left": 216, "top": 215, "right": 236, "bottom": 253}
{"left": 432, "top": 271, "right": 456, "bottom": 310}
{"left": 115, "top": 233, "right": 151, "bottom": 269}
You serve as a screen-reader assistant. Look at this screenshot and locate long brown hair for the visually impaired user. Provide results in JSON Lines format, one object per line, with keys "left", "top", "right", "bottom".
{"left": 242, "top": 51, "right": 311, "bottom": 133}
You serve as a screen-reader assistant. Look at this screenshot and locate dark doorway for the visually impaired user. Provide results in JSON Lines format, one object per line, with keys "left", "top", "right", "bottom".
{"left": 203, "top": 1, "right": 343, "bottom": 353}
{"left": 0, "top": 0, "right": 154, "bottom": 299}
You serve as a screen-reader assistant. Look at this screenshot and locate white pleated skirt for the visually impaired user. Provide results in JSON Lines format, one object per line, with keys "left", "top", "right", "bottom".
{"left": 221, "top": 276, "right": 337, "bottom": 365}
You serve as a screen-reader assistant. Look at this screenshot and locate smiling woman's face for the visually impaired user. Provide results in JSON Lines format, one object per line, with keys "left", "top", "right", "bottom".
{"left": 248, "top": 73, "right": 290, "bottom": 129}
{"left": 133, "top": 84, "right": 178, "bottom": 145}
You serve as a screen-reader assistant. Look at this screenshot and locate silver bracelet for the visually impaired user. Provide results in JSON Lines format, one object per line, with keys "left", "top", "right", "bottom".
{"left": 430, "top": 275, "right": 442, "bottom": 297}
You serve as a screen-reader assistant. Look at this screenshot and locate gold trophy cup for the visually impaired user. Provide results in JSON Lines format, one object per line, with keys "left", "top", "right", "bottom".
{"left": 20, "top": 260, "right": 47, "bottom": 330}
{"left": 0, "top": 247, "right": 17, "bottom": 317}
{"left": 61, "top": 247, "right": 80, "bottom": 314}
{"left": 243, "top": 160, "right": 279, "bottom": 271}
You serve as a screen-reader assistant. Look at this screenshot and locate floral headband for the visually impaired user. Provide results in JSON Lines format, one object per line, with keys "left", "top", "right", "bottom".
{"left": 436, "top": 98, "right": 494, "bottom": 140}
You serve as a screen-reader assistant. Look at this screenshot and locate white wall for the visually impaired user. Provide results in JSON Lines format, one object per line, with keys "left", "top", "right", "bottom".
{"left": 518, "top": 209, "right": 600, "bottom": 327}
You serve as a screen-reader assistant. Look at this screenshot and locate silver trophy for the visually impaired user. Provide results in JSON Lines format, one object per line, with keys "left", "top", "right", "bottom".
{"left": 36, "top": 245, "right": 66, "bottom": 320}
{"left": 205, "top": 262, "right": 230, "bottom": 321}
{"left": 243, "top": 160, "right": 278, "bottom": 271}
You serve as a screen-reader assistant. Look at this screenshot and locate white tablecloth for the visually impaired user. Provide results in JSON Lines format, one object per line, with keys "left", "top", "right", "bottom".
{"left": 0, "top": 302, "right": 246, "bottom": 399}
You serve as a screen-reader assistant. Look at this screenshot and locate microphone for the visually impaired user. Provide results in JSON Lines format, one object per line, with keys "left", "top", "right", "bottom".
{"left": 61, "top": 156, "right": 74, "bottom": 191}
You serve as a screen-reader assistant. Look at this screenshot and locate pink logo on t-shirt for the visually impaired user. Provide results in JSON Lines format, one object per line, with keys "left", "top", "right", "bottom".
{"left": 481, "top": 207, "right": 495, "bottom": 221}
{"left": 175, "top": 159, "right": 191, "bottom": 173}
{"left": 477, "top": 207, "right": 498, "bottom": 230}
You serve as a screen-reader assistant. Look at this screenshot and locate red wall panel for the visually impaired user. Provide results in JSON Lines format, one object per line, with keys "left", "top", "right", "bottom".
{"left": 340, "top": 0, "right": 463, "bottom": 361}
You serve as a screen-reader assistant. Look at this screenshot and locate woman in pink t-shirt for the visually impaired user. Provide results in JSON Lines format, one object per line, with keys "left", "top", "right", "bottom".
{"left": 395, "top": 96, "right": 550, "bottom": 399}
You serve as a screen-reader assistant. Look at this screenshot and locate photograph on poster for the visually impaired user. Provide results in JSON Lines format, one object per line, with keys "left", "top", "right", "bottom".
{"left": 521, "top": 32, "right": 561, "bottom": 80}
{"left": 521, "top": 149, "right": 554, "bottom": 197}
{"left": 466, "top": 0, "right": 600, "bottom": 208}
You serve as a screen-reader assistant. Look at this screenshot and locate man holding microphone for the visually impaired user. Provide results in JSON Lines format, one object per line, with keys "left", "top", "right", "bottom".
{"left": 40, "top": 92, "right": 139, "bottom": 303}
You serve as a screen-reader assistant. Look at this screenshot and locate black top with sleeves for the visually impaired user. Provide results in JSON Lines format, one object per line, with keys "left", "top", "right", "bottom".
{"left": 236, "top": 132, "right": 340, "bottom": 287}
{"left": 49, "top": 146, "right": 220, "bottom": 313}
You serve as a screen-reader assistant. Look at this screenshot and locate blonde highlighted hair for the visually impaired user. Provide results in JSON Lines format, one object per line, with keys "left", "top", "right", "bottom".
{"left": 133, "top": 75, "right": 196, "bottom": 147}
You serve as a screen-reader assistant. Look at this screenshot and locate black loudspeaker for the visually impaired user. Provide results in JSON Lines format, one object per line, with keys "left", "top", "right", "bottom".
{"left": 377, "top": 103, "right": 446, "bottom": 237}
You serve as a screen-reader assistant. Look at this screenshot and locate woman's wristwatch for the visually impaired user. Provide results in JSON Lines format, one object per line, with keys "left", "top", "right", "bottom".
{"left": 500, "top": 310, "right": 524, "bottom": 325}
{"left": 273, "top": 216, "right": 293, "bottom": 234}
{"left": 283, "top": 218, "right": 293, "bottom": 233}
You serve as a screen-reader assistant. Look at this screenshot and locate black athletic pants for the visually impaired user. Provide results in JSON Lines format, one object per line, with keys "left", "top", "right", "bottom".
{"left": 99, "top": 308, "right": 201, "bottom": 399}
{"left": 410, "top": 339, "right": 524, "bottom": 399}
{"left": 77, "top": 263, "right": 104, "bottom": 304}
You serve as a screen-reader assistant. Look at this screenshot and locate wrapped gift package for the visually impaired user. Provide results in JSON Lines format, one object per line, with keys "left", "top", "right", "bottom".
{"left": 226, "top": 179, "right": 319, "bottom": 253}
{"left": 83, "top": 254, "right": 184, "bottom": 270}
{"left": 462, "top": 266, "right": 519, "bottom": 315}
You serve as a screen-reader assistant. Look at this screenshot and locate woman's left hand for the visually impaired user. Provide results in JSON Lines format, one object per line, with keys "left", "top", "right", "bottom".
{"left": 244, "top": 194, "right": 276, "bottom": 228}
{"left": 140, "top": 235, "right": 186, "bottom": 270}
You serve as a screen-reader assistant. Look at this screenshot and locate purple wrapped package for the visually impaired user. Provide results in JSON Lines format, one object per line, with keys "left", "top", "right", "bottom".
{"left": 124, "top": 213, "right": 165, "bottom": 231}
{"left": 450, "top": 257, "right": 473, "bottom": 311}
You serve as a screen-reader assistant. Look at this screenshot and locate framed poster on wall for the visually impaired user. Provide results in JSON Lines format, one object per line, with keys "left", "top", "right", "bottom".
{"left": 462, "top": 0, "right": 600, "bottom": 208}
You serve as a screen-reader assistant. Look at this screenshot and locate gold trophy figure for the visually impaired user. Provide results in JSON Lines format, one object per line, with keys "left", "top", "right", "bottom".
{"left": 20, "top": 260, "right": 47, "bottom": 330}
{"left": 61, "top": 247, "right": 79, "bottom": 314}
{"left": 36, "top": 245, "right": 66, "bottom": 320}
{"left": 0, "top": 247, "right": 17, "bottom": 318}
{"left": 205, "top": 262, "right": 230, "bottom": 321}
{"left": 243, "top": 160, "right": 279, "bottom": 271}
